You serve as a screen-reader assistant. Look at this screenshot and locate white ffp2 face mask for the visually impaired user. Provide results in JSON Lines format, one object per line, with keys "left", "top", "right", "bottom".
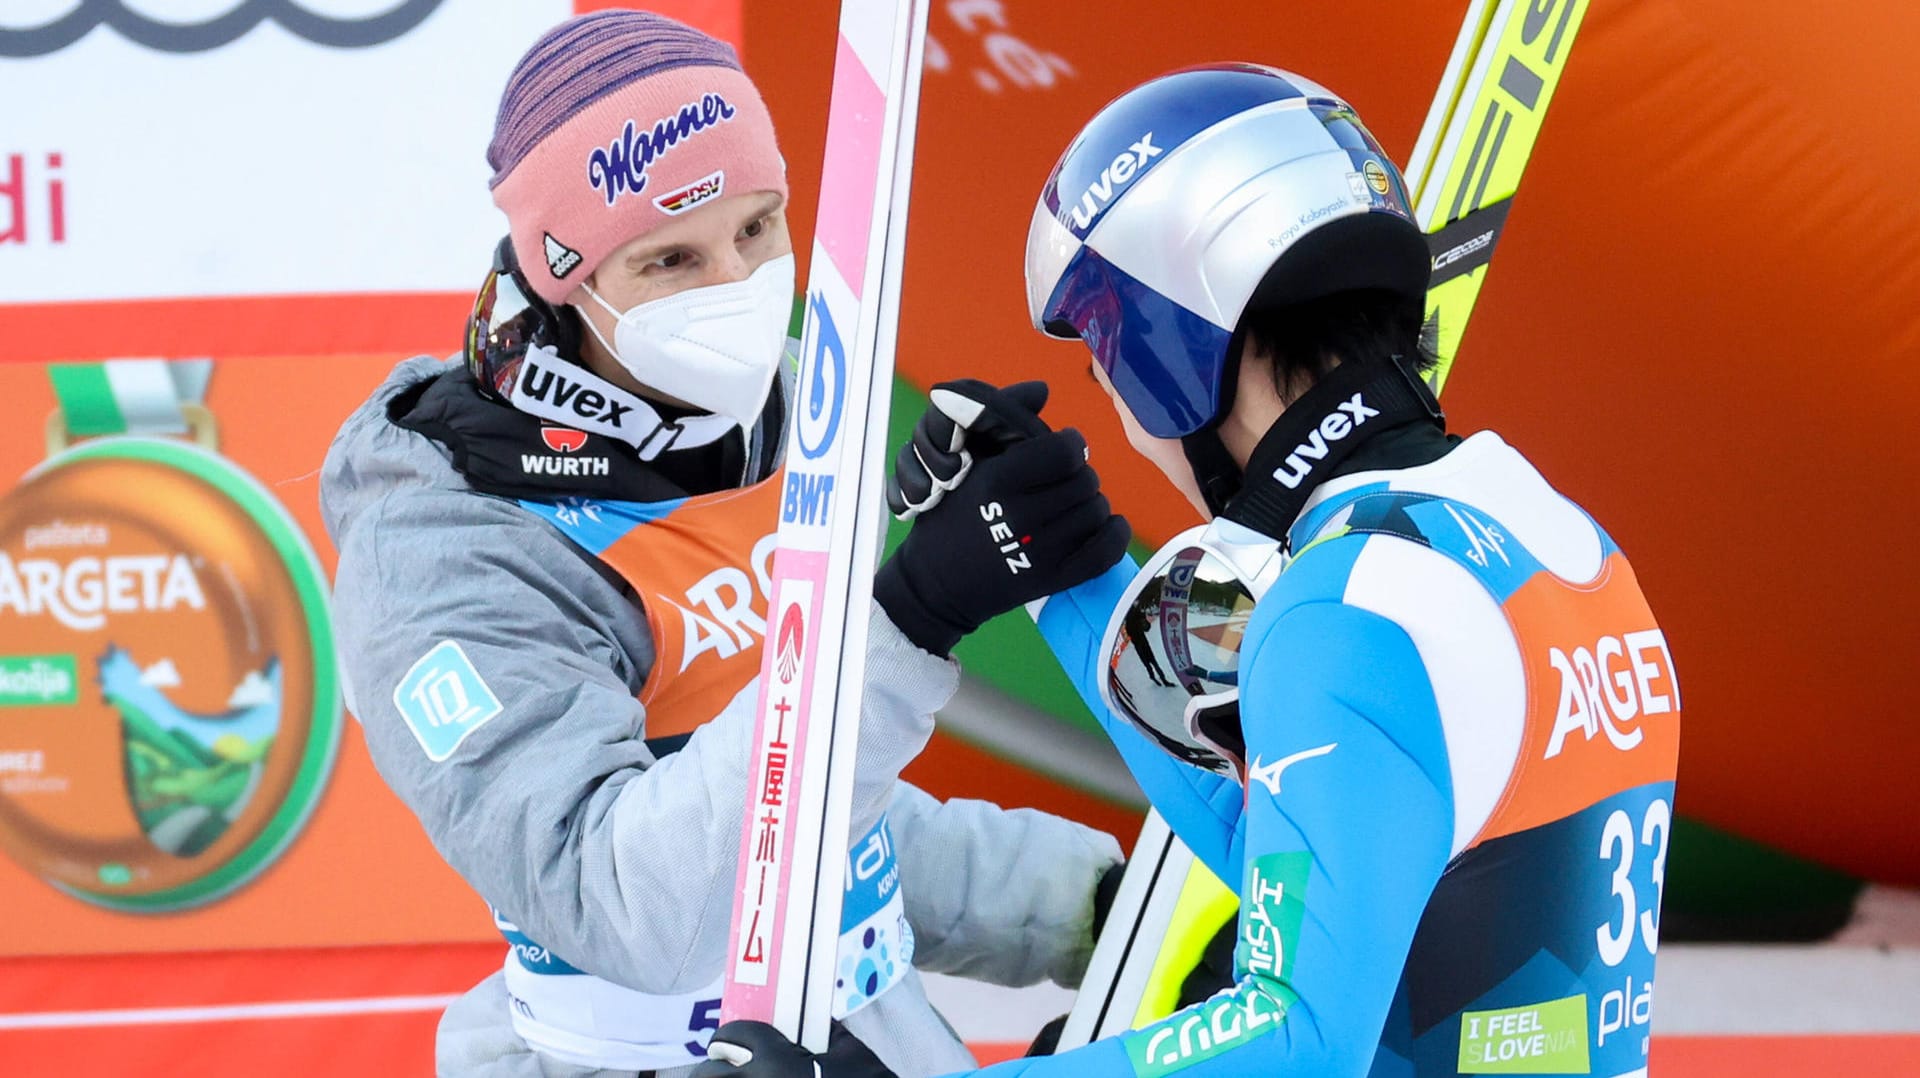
{"left": 577, "top": 252, "right": 796, "bottom": 430}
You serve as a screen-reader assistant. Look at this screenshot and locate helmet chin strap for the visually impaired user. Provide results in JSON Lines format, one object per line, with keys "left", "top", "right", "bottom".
{"left": 1180, "top": 427, "right": 1244, "bottom": 517}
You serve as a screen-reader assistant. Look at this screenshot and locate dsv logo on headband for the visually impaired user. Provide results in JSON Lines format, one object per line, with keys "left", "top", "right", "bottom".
{"left": 587, "top": 95, "right": 738, "bottom": 208}
{"left": 0, "top": 0, "right": 447, "bottom": 58}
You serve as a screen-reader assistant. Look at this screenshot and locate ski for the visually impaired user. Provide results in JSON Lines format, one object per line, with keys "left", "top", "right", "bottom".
{"left": 1415, "top": 0, "right": 1592, "bottom": 394}
{"left": 719, "top": 0, "right": 930, "bottom": 1053}
{"left": 1052, "top": 0, "right": 1592, "bottom": 1049}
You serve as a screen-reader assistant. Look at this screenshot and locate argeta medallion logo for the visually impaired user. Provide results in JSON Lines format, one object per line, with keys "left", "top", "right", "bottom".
{"left": 0, "top": 439, "right": 341, "bottom": 911}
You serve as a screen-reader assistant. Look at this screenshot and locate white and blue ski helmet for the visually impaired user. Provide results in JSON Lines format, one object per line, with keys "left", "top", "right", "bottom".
{"left": 1026, "top": 64, "right": 1430, "bottom": 439}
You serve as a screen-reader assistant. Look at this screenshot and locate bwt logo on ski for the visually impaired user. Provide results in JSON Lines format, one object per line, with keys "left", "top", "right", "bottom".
{"left": 1543, "top": 629, "right": 1678, "bottom": 760}
{"left": 1066, "top": 132, "right": 1161, "bottom": 231}
{"left": 978, "top": 502, "right": 1031, "bottom": 574}
{"left": 782, "top": 472, "right": 834, "bottom": 526}
{"left": 587, "top": 95, "right": 738, "bottom": 207}
{"left": 796, "top": 291, "right": 847, "bottom": 461}
{"left": 654, "top": 170, "right": 726, "bottom": 216}
{"left": 1271, "top": 394, "right": 1379, "bottom": 488}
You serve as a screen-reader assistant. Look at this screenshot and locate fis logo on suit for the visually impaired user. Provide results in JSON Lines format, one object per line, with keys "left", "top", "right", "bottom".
{"left": 0, "top": 0, "right": 447, "bottom": 58}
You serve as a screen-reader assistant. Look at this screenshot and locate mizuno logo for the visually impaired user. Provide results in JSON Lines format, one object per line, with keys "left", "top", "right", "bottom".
{"left": 1067, "top": 132, "right": 1162, "bottom": 231}
{"left": 1246, "top": 743, "right": 1337, "bottom": 797}
{"left": 1271, "top": 394, "right": 1380, "bottom": 489}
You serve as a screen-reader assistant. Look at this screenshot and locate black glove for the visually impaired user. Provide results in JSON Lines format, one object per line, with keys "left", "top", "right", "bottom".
{"left": 885, "top": 380, "right": 1052, "bottom": 519}
{"left": 691, "top": 1019, "right": 897, "bottom": 1078}
{"left": 875, "top": 384, "right": 1130, "bottom": 657}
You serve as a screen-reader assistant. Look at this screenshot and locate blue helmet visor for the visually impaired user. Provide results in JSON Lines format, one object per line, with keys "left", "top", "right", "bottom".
{"left": 1048, "top": 247, "right": 1234, "bottom": 439}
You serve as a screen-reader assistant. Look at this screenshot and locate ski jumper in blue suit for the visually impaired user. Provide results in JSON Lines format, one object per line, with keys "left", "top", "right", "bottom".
{"left": 992, "top": 430, "right": 1680, "bottom": 1078}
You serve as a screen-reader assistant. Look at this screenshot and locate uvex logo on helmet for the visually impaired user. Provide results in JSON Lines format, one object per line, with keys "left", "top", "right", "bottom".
{"left": 1271, "top": 394, "right": 1380, "bottom": 489}
{"left": 1064, "top": 132, "right": 1161, "bottom": 231}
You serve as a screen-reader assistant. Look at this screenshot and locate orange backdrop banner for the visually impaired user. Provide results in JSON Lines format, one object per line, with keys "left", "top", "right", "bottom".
{"left": 748, "top": 0, "right": 1920, "bottom": 886}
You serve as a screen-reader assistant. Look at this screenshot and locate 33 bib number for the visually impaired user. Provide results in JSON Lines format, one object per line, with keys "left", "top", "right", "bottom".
{"left": 1596, "top": 797, "right": 1669, "bottom": 967}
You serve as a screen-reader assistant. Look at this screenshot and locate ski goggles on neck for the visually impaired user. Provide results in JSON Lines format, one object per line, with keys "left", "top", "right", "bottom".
{"left": 1097, "top": 521, "right": 1287, "bottom": 779}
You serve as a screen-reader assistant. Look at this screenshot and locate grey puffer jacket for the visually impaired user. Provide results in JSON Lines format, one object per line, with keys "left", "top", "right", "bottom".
{"left": 320, "top": 356, "right": 1122, "bottom": 1077}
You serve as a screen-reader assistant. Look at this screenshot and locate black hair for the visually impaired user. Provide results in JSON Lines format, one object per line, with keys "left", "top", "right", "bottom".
{"left": 1237, "top": 289, "right": 1439, "bottom": 403}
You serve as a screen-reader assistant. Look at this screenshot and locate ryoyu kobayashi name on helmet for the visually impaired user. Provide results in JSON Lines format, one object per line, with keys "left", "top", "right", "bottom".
{"left": 1272, "top": 393, "right": 1381, "bottom": 489}
{"left": 522, "top": 425, "right": 611, "bottom": 479}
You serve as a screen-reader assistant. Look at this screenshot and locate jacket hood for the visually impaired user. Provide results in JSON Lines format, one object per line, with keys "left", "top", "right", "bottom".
{"left": 319, "top": 355, "right": 466, "bottom": 546}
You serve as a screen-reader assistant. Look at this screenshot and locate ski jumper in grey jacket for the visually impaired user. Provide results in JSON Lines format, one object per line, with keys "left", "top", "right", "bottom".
{"left": 321, "top": 356, "right": 1122, "bottom": 1077}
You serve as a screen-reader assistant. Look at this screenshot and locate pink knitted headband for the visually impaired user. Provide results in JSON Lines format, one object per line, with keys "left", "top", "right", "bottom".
{"left": 489, "top": 12, "right": 788, "bottom": 304}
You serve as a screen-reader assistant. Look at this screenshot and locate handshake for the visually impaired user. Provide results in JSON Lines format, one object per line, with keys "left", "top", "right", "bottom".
{"left": 692, "top": 380, "right": 1132, "bottom": 1078}
{"left": 871, "top": 379, "right": 1133, "bottom": 659}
